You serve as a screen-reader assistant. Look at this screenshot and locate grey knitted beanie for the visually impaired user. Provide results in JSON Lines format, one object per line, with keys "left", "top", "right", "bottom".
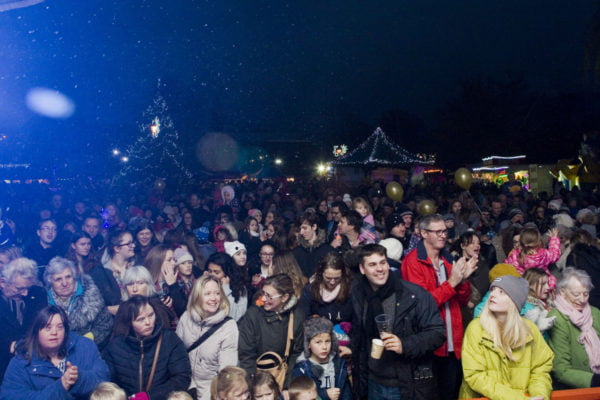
{"left": 490, "top": 275, "right": 529, "bottom": 311}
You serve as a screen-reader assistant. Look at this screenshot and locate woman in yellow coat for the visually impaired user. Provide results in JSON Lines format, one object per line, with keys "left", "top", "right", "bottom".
{"left": 459, "top": 275, "right": 554, "bottom": 400}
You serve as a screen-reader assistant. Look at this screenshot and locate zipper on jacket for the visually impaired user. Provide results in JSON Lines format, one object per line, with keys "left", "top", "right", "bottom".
{"left": 138, "top": 339, "right": 144, "bottom": 393}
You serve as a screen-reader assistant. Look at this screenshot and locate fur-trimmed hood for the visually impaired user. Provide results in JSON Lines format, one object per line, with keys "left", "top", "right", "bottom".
{"left": 298, "top": 228, "right": 327, "bottom": 250}
{"left": 47, "top": 274, "right": 113, "bottom": 346}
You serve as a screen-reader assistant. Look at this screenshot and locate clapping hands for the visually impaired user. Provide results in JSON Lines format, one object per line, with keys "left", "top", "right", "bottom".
{"left": 61, "top": 361, "right": 78, "bottom": 391}
{"left": 449, "top": 256, "right": 477, "bottom": 287}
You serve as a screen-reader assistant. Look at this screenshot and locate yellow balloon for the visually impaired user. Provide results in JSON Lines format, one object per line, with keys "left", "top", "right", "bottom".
{"left": 417, "top": 200, "right": 437, "bottom": 215}
{"left": 454, "top": 168, "right": 473, "bottom": 190}
{"left": 386, "top": 181, "right": 404, "bottom": 202}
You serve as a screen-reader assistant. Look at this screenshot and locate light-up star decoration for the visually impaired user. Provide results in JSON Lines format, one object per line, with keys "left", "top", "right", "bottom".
{"left": 149, "top": 117, "right": 161, "bottom": 138}
{"left": 333, "top": 145, "right": 348, "bottom": 157}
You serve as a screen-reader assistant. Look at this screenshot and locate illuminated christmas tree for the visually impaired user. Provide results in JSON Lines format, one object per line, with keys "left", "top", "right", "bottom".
{"left": 113, "top": 87, "right": 193, "bottom": 190}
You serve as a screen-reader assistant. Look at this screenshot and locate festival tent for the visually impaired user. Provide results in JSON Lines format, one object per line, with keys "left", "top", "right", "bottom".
{"left": 331, "top": 127, "right": 434, "bottom": 184}
{"left": 331, "top": 127, "right": 434, "bottom": 167}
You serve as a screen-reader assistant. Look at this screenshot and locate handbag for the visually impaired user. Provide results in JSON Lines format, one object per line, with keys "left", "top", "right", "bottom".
{"left": 187, "top": 316, "right": 232, "bottom": 353}
{"left": 129, "top": 333, "right": 163, "bottom": 400}
{"left": 256, "top": 312, "right": 294, "bottom": 389}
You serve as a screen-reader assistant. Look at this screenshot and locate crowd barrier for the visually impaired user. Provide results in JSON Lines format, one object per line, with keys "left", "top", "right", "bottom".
{"left": 467, "top": 386, "right": 600, "bottom": 400}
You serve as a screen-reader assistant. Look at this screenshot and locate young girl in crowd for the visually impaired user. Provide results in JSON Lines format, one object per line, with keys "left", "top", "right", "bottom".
{"left": 210, "top": 366, "right": 249, "bottom": 400}
{"left": 252, "top": 371, "right": 284, "bottom": 400}
{"left": 292, "top": 316, "right": 352, "bottom": 400}
{"left": 213, "top": 225, "right": 234, "bottom": 253}
{"left": 239, "top": 217, "right": 261, "bottom": 259}
{"left": 352, "top": 196, "right": 379, "bottom": 243}
{"left": 174, "top": 247, "right": 196, "bottom": 299}
{"left": 504, "top": 226, "right": 560, "bottom": 289}
{"left": 522, "top": 268, "right": 556, "bottom": 338}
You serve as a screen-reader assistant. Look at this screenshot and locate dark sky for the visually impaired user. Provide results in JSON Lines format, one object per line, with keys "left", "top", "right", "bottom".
{"left": 0, "top": 0, "right": 597, "bottom": 168}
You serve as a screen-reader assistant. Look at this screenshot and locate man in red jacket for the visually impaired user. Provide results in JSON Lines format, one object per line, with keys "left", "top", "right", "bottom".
{"left": 401, "top": 213, "right": 477, "bottom": 400}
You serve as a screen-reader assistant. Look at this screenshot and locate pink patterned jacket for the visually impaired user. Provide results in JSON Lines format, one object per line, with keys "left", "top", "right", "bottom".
{"left": 504, "top": 236, "right": 561, "bottom": 288}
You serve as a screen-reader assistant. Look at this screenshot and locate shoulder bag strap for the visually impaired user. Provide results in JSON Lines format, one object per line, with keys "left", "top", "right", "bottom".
{"left": 187, "top": 316, "right": 232, "bottom": 353}
{"left": 284, "top": 312, "right": 294, "bottom": 359}
{"left": 146, "top": 333, "right": 163, "bottom": 392}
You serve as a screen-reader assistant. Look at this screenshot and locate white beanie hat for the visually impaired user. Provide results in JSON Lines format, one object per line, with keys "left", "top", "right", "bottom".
{"left": 224, "top": 240, "right": 246, "bottom": 257}
{"left": 379, "top": 238, "right": 403, "bottom": 262}
{"left": 174, "top": 247, "right": 193, "bottom": 265}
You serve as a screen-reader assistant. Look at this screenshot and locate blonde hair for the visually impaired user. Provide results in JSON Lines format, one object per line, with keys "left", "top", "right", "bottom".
{"left": 352, "top": 196, "right": 373, "bottom": 215}
{"left": 187, "top": 275, "right": 230, "bottom": 319}
{"left": 90, "top": 382, "right": 127, "bottom": 400}
{"left": 289, "top": 376, "right": 317, "bottom": 400}
{"left": 210, "top": 366, "right": 248, "bottom": 400}
{"left": 479, "top": 300, "right": 531, "bottom": 361}
{"left": 518, "top": 226, "right": 543, "bottom": 265}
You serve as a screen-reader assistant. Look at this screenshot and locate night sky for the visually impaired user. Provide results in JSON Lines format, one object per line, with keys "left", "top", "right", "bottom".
{"left": 0, "top": 0, "right": 597, "bottom": 174}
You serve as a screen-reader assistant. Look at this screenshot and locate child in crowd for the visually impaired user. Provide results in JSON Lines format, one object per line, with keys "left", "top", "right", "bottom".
{"left": 90, "top": 382, "right": 127, "bottom": 400}
{"left": 289, "top": 376, "right": 320, "bottom": 400}
{"left": 352, "top": 197, "right": 379, "bottom": 243}
{"left": 293, "top": 317, "right": 352, "bottom": 400}
{"left": 210, "top": 366, "right": 249, "bottom": 400}
{"left": 175, "top": 247, "right": 195, "bottom": 298}
{"left": 504, "top": 226, "right": 560, "bottom": 289}
{"left": 251, "top": 371, "right": 284, "bottom": 400}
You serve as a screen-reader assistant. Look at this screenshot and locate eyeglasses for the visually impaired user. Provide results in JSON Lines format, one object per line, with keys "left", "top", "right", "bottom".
{"left": 260, "top": 291, "right": 283, "bottom": 300}
{"left": 118, "top": 241, "right": 135, "bottom": 247}
{"left": 424, "top": 229, "right": 448, "bottom": 237}
{"left": 259, "top": 252, "right": 274, "bottom": 257}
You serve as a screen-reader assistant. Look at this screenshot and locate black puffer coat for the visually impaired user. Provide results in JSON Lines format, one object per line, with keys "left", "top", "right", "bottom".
{"left": 102, "top": 322, "right": 191, "bottom": 400}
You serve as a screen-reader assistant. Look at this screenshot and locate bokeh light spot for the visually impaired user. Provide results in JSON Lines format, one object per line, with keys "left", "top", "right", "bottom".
{"left": 196, "top": 132, "right": 239, "bottom": 171}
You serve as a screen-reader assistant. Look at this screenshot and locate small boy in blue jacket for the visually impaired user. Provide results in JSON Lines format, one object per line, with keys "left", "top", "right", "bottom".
{"left": 292, "top": 316, "right": 352, "bottom": 400}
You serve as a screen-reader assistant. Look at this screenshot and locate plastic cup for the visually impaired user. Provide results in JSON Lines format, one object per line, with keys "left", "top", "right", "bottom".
{"left": 375, "top": 313, "right": 392, "bottom": 336}
{"left": 371, "top": 338, "right": 384, "bottom": 359}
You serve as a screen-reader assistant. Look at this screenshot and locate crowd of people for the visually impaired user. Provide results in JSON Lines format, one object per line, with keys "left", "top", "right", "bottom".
{"left": 0, "top": 176, "right": 600, "bottom": 400}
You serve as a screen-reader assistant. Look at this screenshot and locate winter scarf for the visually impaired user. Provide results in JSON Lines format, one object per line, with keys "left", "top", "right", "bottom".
{"left": 361, "top": 275, "right": 395, "bottom": 342}
{"left": 320, "top": 284, "right": 341, "bottom": 303}
{"left": 554, "top": 294, "right": 600, "bottom": 373}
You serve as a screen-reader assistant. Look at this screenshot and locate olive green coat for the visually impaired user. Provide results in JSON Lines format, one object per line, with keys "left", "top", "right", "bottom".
{"left": 547, "top": 306, "right": 600, "bottom": 389}
{"left": 459, "top": 318, "right": 553, "bottom": 400}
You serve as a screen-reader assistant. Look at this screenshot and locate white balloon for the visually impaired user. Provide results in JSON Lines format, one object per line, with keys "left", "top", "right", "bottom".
{"left": 26, "top": 87, "right": 75, "bottom": 119}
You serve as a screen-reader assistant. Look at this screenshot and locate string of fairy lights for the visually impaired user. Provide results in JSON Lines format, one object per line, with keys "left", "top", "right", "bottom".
{"left": 332, "top": 127, "right": 435, "bottom": 166}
